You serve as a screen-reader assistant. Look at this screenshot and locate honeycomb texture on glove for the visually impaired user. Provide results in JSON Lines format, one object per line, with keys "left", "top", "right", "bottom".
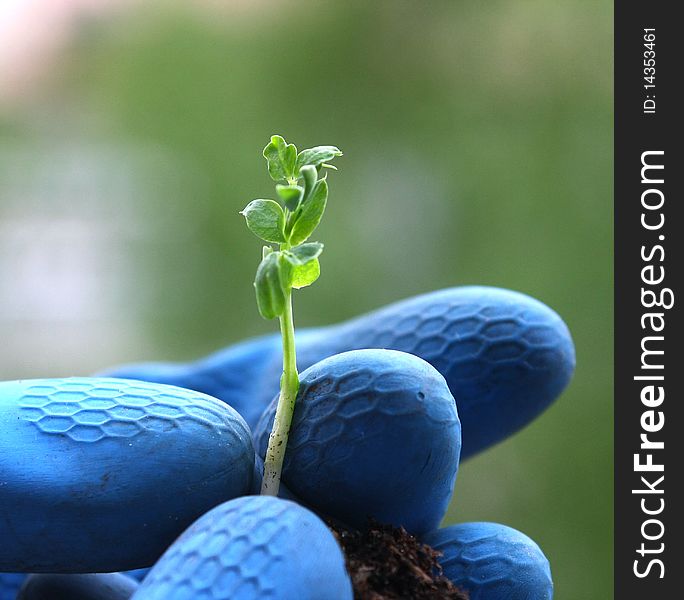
{"left": 133, "top": 496, "right": 353, "bottom": 600}
{"left": 291, "top": 286, "right": 575, "bottom": 458}
{"left": 254, "top": 349, "right": 461, "bottom": 534}
{"left": 17, "top": 377, "right": 244, "bottom": 442}
{"left": 0, "top": 378, "right": 255, "bottom": 573}
{"left": 103, "top": 286, "right": 575, "bottom": 458}
{"left": 422, "top": 522, "right": 553, "bottom": 600}
{"left": 98, "top": 335, "right": 281, "bottom": 431}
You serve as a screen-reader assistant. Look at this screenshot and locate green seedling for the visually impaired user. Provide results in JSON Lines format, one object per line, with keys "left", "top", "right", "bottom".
{"left": 241, "top": 134, "right": 342, "bottom": 495}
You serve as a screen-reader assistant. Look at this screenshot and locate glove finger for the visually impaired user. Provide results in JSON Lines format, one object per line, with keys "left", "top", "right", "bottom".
{"left": 17, "top": 573, "right": 138, "bottom": 600}
{"left": 132, "top": 496, "right": 353, "bottom": 600}
{"left": 0, "top": 378, "right": 254, "bottom": 573}
{"left": 1, "top": 570, "right": 149, "bottom": 600}
{"left": 254, "top": 349, "right": 461, "bottom": 535}
{"left": 421, "top": 522, "right": 553, "bottom": 600}
{"left": 98, "top": 334, "right": 281, "bottom": 429}
{"left": 0, "top": 573, "right": 25, "bottom": 600}
{"left": 103, "top": 286, "right": 574, "bottom": 458}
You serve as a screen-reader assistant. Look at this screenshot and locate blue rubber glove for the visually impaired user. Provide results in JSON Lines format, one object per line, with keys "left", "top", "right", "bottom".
{"left": 102, "top": 286, "right": 575, "bottom": 459}
{"left": 2, "top": 573, "right": 145, "bottom": 600}
{"left": 132, "top": 496, "right": 353, "bottom": 600}
{"left": 17, "top": 573, "right": 138, "bottom": 600}
{"left": 253, "top": 349, "right": 461, "bottom": 535}
{"left": 0, "top": 378, "right": 254, "bottom": 574}
{"left": 129, "top": 504, "right": 554, "bottom": 600}
{"left": 0, "top": 575, "right": 24, "bottom": 600}
{"left": 105, "top": 285, "right": 572, "bottom": 598}
{"left": 1, "top": 286, "right": 574, "bottom": 598}
{"left": 421, "top": 522, "right": 554, "bottom": 599}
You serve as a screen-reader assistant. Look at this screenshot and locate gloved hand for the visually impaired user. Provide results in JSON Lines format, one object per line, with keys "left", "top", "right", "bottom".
{"left": 0, "top": 286, "right": 574, "bottom": 600}
{"left": 102, "top": 286, "right": 575, "bottom": 459}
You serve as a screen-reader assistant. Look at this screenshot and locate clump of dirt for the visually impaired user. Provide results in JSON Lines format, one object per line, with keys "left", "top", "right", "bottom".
{"left": 331, "top": 520, "right": 468, "bottom": 600}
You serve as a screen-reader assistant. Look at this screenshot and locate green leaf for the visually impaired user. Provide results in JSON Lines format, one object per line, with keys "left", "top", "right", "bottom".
{"left": 284, "top": 165, "right": 319, "bottom": 239}
{"left": 276, "top": 184, "right": 304, "bottom": 211}
{"left": 291, "top": 258, "right": 320, "bottom": 289}
{"left": 263, "top": 135, "right": 297, "bottom": 182}
{"left": 241, "top": 199, "right": 286, "bottom": 243}
{"left": 254, "top": 251, "right": 287, "bottom": 319}
{"left": 282, "top": 243, "right": 323, "bottom": 289}
{"left": 289, "top": 179, "right": 328, "bottom": 245}
{"left": 262, "top": 245, "right": 274, "bottom": 260}
{"left": 300, "top": 165, "right": 318, "bottom": 202}
{"left": 285, "top": 242, "right": 324, "bottom": 265}
{"left": 296, "top": 146, "right": 342, "bottom": 170}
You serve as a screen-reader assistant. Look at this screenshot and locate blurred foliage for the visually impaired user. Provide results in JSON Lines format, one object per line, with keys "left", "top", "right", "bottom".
{"left": 1, "top": 0, "right": 612, "bottom": 597}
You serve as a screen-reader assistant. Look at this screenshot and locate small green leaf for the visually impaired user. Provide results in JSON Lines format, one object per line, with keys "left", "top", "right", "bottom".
{"left": 241, "top": 199, "right": 286, "bottom": 243}
{"left": 284, "top": 165, "right": 319, "bottom": 239}
{"left": 276, "top": 184, "right": 304, "bottom": 211}
{"left": 296, "top": 146, "right": 342, "bottom": 170}
{"left": 289, "top": 179, "right": 328, "bottom": 245}
{"left": 262, "top": 245, "right": 274, "bottom": 260}
{"left": 263, "top": 135, "right": 297, "bottom": 182}
{"left": 254, "top": 251, "right": 287, "bottom": 319}
{"left": 285, "top": 242, "right": 324, "bottom": 265}
{"left": 291, "top": 258, "right": 320, "bottom": 289}
{"left": 300, "top": 165, "right": 318, "bottom": 202}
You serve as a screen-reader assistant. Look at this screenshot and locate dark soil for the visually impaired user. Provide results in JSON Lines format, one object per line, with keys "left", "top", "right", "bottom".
{"left": 330, "top": 520, "right": 468, "bottom": 600}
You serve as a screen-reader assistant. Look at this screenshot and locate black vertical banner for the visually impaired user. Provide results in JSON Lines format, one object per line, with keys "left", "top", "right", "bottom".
{"left": 615, "top": 1, "right": 682, "bottom": 597}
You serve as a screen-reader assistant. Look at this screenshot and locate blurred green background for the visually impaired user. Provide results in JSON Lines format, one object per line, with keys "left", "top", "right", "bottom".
{"left": 0, "top": 0, "right": 612, "bottom": 597}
